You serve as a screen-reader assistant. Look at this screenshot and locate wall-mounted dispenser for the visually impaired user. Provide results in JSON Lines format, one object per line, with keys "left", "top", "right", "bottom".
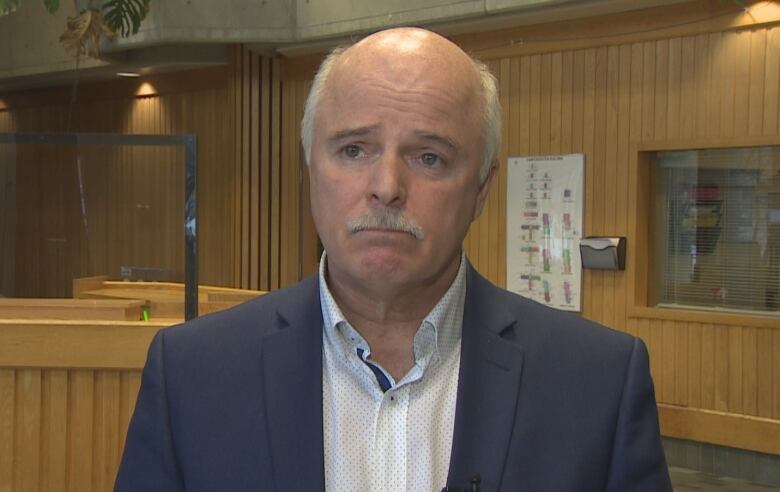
{"left": 579, "top": 237, "right": 626, "bottom": 270}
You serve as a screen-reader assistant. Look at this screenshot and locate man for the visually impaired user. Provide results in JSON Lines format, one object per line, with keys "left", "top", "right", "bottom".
{"left": 115, "top": 28, "right": 671, "bottom": 491}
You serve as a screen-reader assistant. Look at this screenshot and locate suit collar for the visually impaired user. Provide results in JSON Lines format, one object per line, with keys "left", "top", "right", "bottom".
{"left": 447, "top": 262, "right": 525, "bottom": 491}
{"left": 259, "top": 264, "right": 526, "bottom": 492}
{"left": 261, "top": 276, "right": 326, "bottom": 492}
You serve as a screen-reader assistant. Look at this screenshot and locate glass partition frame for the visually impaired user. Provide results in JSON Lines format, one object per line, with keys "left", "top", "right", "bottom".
{"left": 0, "top": 132, "right": 199, "bottom": 320}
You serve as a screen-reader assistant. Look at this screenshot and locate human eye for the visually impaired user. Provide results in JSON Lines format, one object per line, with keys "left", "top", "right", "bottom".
{"left": 341, "top": 144, "right": 365, "bottom": 159}
{"left": 418, "top": 152, "right": 443, "bottom": 167}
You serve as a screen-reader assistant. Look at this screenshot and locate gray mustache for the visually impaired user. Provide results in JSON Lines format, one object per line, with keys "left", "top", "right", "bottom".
{"left": 347, "top": 210, "right": 425, "bottom": 240}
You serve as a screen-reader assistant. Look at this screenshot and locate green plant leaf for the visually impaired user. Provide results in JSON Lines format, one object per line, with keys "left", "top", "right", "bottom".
{"left": 43, "top": 0, "right": 59, "bottom": 14}
{"left": 0, "top": 0, "right": 21, "bottom": 16}
{"left": 102, "top": 0, "right": 149, "bottom": 37}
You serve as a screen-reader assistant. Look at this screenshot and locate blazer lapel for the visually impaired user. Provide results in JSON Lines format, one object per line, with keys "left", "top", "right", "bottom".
{"left": 261, "top": 276, "right": 326, "bottom": 492}
{"left": 447, "top": 264, "right": 525, "bottom": 491}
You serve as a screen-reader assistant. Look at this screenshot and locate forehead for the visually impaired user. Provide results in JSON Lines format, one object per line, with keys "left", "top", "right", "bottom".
{"left": 318, "top": 46, "right": 483, "bottom": 140}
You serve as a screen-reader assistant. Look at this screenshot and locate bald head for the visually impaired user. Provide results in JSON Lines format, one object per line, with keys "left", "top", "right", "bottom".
{"left": 301, "top": 28, "right": 501, "bottom": 182}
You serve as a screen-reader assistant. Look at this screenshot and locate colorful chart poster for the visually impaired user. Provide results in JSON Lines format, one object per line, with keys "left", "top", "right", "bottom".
{"left": 506, "top": 154, "right": 584, "bottom": 312}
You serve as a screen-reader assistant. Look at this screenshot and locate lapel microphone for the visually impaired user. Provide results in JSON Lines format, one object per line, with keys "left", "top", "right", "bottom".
{"left": 441, "top": 473, "right": 481, "bottom": 492}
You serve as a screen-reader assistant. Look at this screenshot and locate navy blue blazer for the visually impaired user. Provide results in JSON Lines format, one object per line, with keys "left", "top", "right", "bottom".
{"left": 115, "top": 263, "right": 671, "bottom": 491}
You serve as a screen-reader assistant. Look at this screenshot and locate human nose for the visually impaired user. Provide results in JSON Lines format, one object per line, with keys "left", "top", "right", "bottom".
{"left": 367, "top": 152, "right": 407, "bottom": 207}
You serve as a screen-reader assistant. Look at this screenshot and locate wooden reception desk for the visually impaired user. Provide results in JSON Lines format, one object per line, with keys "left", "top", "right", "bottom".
{"left": 0, "top": 281, "right": 265, "bottom": 492}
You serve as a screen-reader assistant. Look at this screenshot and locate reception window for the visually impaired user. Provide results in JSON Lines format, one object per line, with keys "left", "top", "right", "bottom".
{"left": 652, "top": 146, "right": 780, "bottom": 314}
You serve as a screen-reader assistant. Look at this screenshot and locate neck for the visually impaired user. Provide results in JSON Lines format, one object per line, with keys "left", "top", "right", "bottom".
{"left": 325, "top": 253, "right": 461, "bottom": 380}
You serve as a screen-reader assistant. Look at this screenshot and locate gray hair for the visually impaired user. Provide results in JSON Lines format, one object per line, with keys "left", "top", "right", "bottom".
{"left": 300, "top": 44, "right": 502, "bottom": 183}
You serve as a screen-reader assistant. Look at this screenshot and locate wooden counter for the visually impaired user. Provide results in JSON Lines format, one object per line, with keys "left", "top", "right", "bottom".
{"left": 0, "top": 319, "right": 169, "bottom": 492}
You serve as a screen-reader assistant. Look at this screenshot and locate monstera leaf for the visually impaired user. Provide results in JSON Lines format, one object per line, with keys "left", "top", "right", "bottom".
{"left": 102, "top": 0, "right": 149, "bottom": 37}
{"left": 0, "top": 0, "right": 150, "bottom": 57}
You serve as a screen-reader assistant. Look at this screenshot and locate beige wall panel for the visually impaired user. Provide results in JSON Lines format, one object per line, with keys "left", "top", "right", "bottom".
{"left": 764, "top": 27, "right": 780, "bottom": 136}
{"left": 757, "top": 328, "right": 773, "bottom": 419}
{"left": 700, "top": 323, "right": 716, "bottom": 410}
{"left": 41, "top": 370, "right": 68, "bottom": 492}
{"left": 742, "top": 327, "right": 758, "bottom": 417}
{"left": 67, "top": 370, "right": 94, "bottom": 491}
{"left": 14, "top": 369, "right": 41, "bottom": 492}
{"left": 0, "top": 369, "right": 13, "bottom": 491}
{"left": 687, "top": 322, "right": 703, "bottom": 409}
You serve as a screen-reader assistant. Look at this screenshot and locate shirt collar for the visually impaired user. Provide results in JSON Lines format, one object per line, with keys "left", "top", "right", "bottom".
{"left": 318, "top": 252, "right": 466, "bottom": 366}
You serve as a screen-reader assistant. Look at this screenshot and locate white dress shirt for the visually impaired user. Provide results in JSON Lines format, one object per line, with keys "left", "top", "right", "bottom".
{"left": 320, "top": 253, "right": 466, "bottom": 492}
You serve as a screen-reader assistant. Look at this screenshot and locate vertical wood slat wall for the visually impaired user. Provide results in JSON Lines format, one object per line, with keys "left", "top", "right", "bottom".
{"left": 232, "top": 46, "right": 303, "bottom": 291}
{"left": 0, "top": 368, "right": 141, "bottom": 492}
{"left": 0, "top": 68, "right": 239, "bottom": 290}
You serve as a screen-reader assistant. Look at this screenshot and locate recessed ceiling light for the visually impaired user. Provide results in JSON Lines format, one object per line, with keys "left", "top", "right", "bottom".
{"left": 117, "top": 72, "right": 140, "bottom": 78}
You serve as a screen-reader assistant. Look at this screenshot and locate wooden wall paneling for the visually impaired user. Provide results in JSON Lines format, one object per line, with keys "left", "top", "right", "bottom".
{"left": 757, "top": 327, "right": 773, "bottom": 418}
{"left": 748, "top": 28, "right": 767, "bottom": 137}
{"left": 118, "top": 371, "right": 141, "bottom": 460}
{"left": 728, "top": 326, "right": 744, "bottom": 414}
{"left": 764, "top": 27, "right": 780, "bottom": 136}
{"left": 280, "top": 73, "right": 295, "bottom": 287}
{"left": 742, "top": 326, "right": 758, "bottom": 417}
{"left": 603, "top": 45, "right": 620, "bottom": 330}
{"left": 626, "top": 42, "right": 644, "bottom": 324}
{"left": 41, "top": 370, "right": 68, "bottom": 492}
{"left": 270, "top": 58, "right": 282, "bottom": 290}
{"left": 571, "top": 49, "right": 584, "bottom": 154}
{"left": 258, "top": 56, "right": 270, "bottom": 291}
{"left": 549, "top": 52, "right": 562, "bottom": 155}
{"left": 649, "top": 319, "right": 663, "bottom": 393}
{"left": 658, "top": 404, "right": 780, "bottom": 456}
{"left": 294, "top": 77, "right": 306, "bottom": 284}
{"left": 666, "top": 37, "right": 682, "bottom": 140}
{"left": 92, "top": 371, "right": 121, "bottom": 492}
{"left": 660, "top": 319, "right": 675, "bottom": 404}
{"left": 581, "top": 48, "right": 596, "bottom": 316}
{"left": 0, "top": 369, "right": 13, "bottom": 490}
{"left": 688, "top": 322, "right": 703, "bottom": 409}
{"left": 720, "top": 31, "right": 738, "bottom": 137}
{"left": 241, "top": 48, "right": 252, "bottom": 289}
{"left": 539, "top": 53, "right": 552, "bottom": 156}
{"left": 560, "top": 51, "right": 573, "bottom": 153}
{"left": 700, "top": 323, "right": 716, "bottom": 411}
{"left": 67, "top": 370, "right": 94, "bottom": 491}
{"left": 252, "top": 53, "right": 263, "bottom": 290}
{"left": 733, "top": 31, "right": 752, "bottom": 137}
{"left": 613, "top": 44, "right": 632, "bottom": 332}
{"left": 654, "top": 39, "right": 669, "bottom": 140}
{"left": 591, "top": 46, "right": 609, "bottom": 324}
{"left": 528, "top": 54, "right": 542, "bottom": 156}
{"left": 233, "top": 47, "right": 246, "bottom": 288}
{"left": 674, "top": 321, "right": 688, "bottom": 406}
{"left": 694, "top": 33, "right": 711, "bottom": 139}
{"left": 14, "top": 369, "right": 41, "bottom": 492}
{"left": 679, "top": 36, "right": 696, "bottom": 140}
{"left": 714, "top": 324, "right": 730, "bottom": 411}
{"left": 238, "top": 46, "right": 252, "bottom": 289}
{"left": 706, "top": 32, "right": 723, "bottom": 138}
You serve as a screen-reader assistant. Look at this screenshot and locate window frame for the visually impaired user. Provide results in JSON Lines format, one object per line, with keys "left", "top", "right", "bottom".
{"left": 628, "top": 137, "right": 780, "bottom": 329}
